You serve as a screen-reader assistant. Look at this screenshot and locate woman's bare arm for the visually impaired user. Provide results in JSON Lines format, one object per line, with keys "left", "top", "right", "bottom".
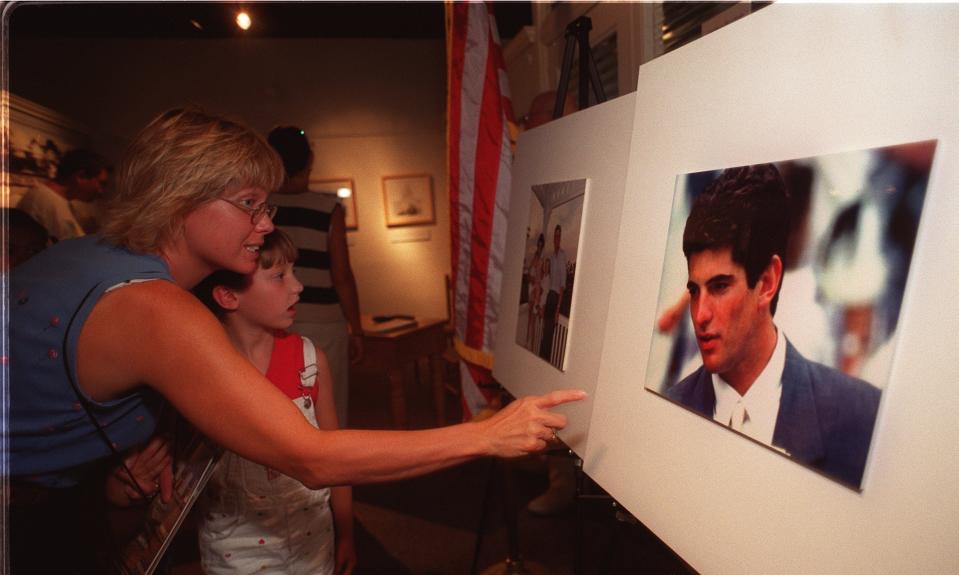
{"left": 77, "top": 281, "right": 583, "bottom": 488}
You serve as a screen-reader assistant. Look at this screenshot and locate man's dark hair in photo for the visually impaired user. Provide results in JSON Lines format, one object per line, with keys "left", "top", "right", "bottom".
{"left": 682, "top": 163, "right": 790, "bottom": 315}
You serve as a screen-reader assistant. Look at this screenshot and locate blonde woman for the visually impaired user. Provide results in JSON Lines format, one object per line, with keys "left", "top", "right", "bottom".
{"left": 9, "top": 108, "right": 583, "bottom": 572}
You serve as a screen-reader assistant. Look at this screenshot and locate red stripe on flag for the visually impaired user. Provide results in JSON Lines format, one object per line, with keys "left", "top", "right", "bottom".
{"left": 465, "top": 21, "right": 504, "bottom": 350}
{"left": 447, "top": 3, "right": 469, "bottom": 302}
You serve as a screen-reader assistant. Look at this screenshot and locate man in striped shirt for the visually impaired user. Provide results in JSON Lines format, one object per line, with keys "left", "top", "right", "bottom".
{"left": 268, "top": 126, "right": 364, "bottom": 425}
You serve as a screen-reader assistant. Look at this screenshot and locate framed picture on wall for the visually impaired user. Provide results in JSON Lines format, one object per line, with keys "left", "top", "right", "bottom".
{"left": 382, "top": 174, "right": 434, "bottom": 227}
{"left": 309, "top": 178, "right": 358, "bottom": 230}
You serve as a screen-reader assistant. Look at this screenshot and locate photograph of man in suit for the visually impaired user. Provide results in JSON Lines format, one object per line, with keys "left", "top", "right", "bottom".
{"left": 666, "top": 164, "right": 881, "bottom": 489}
{"left": 539, "top": 224, "right": 568, "bottom": 362}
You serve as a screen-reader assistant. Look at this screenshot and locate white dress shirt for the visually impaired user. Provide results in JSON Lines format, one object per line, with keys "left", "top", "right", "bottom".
{"left": 711, "top": 326, "right": 787, "bottom": 447}
{"left": 548, "top": 248, "right": 568, "bottom": 293}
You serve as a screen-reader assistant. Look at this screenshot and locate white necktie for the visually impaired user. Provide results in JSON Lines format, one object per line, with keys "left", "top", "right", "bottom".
{"left": 730, "top": 401, "right": 748, "bottom": 432}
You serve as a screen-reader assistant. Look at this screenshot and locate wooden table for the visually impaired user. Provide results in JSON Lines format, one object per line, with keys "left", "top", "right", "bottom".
{"left": 361, "top": 316, "right": 449, "bottom": 428}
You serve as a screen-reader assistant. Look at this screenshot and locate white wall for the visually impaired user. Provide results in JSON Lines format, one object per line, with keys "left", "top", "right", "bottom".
{"left": 11, "top": 37, "right": 450, "bottom": 318}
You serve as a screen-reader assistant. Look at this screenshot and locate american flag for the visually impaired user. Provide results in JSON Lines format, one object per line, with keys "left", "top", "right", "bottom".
{"left": 446, "top": 1, "right": 516, "bottom": 418}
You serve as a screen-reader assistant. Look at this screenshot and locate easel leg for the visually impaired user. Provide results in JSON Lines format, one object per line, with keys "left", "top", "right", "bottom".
{"left": 574, "top": 454, "right": 585, "bottom": 575}
{"left": 471, "top": 457, "right": 498, "bottom": 575}
{"left": 472, "top": 455, "right": 553, "bottom": 575}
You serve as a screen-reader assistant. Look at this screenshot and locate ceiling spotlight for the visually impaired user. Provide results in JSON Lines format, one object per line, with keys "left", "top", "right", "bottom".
{"left": 236, "top": 11, "right": 252, "bottom": 31}
{"left": 337, "top": 187, "right": 352, "bottom": 199}
{"left": 190, "top": 19, "right": 203, "bottom": 31}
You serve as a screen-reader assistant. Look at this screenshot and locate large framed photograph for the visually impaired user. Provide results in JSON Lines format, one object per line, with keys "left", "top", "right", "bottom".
{"left": 382, "top": 174, "right": 434, "bottom": 227}
{"left": 513, "top": 178, "right": 587, "bottom": 372}
{"left": 645, "top": 140, "right": 937, "bottom": 490}
{"left": 310, "top": 178, "right": 357, "bottom": 230}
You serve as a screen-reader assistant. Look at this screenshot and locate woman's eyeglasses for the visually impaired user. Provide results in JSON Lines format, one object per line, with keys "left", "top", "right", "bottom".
{"left": 218, "top": 198, "right": 278, "bottom": 224}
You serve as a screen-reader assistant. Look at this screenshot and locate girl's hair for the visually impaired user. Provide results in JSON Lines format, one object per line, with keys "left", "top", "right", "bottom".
{"left": 100, "top": 107, "right": 285, "bottom": 253}
{"left": 192, "top": 229, "right": 299, "bottom": 317}
{"left": 257, "top": 228, "right": 298, "bottom": 270}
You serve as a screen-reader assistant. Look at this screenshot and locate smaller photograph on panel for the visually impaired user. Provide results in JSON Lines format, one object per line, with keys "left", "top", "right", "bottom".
{"left": 515, "top": 178, "right": 588, "bottom": 372}
{"left": 644, "top": 140, "right": 937, "bottom": 490}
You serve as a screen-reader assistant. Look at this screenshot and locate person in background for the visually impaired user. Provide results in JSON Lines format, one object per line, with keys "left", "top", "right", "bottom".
{"left": 70, "top": 184, "right": 108, "bottom": 234}
{"left": 538, "top": 224, "right": 568, "bottom": 362}
{"left": 17, "top": 147, "right": 110, "bottom": 241}
{"left": 193, "top": 230, "right": 355, "bottom": 575}
{"left": 267, "top": 126, "right": 364, "bottom": 426}
{"left": 9, "top": 107, "right": 581, "bottom": 572}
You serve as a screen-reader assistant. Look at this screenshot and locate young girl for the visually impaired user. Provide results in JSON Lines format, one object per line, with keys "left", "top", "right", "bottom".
{"left": 193, "top": 230, "right": 356, "bottom": 575}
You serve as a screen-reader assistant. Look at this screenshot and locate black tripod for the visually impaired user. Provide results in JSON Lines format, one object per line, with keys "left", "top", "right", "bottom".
{"left": 470, "top": 387, "right": 551, "bottom": 575}
{"left": 554, "top": 16, "right": 607, "bottom": 119}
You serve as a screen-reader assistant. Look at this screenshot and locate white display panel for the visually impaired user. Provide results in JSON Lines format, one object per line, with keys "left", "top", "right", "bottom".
{"left": 586, "top": 4, "right": 959, "bottom": 573}
{"left": 493, "top": 93, "right": 635, "bottom": 454}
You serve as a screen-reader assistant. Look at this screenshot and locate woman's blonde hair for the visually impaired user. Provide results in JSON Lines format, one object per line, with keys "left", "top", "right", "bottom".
{"left": 100, "top": 108, "right": 285, "bottom": 252}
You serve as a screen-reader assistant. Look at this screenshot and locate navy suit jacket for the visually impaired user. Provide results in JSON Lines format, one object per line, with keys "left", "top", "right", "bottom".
{"left": 666, "top": 340, "right": 881, "bottom": 489}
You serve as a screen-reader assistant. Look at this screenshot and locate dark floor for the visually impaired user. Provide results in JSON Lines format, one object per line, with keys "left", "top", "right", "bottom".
{"left": 166, "top": 359, "right": 693, "bottom": 574}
